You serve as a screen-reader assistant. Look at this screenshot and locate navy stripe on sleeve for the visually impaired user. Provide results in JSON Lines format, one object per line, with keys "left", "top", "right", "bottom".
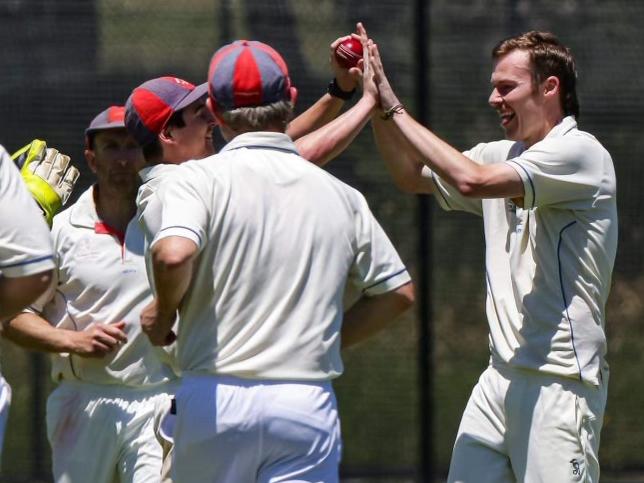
{"left": 507, "top": 160, "right": 536, "bottom": 208}
{"left": 363, "top": 268, "right": 408, "bottom": 292}
{"left": 158, "top": 226, "right": 203, "bottom": 245}
{"left": 0, "top": 254, "right": 53, "bottom": 270}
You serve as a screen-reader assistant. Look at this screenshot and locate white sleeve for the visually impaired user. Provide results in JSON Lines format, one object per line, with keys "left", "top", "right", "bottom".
{"left": 137, "top": 182, "right": 163, "bottom": 246}
{"left": 505, "top": 136, "right": 609, "bottom": 210}
{"left": 152, "top": 165, "right": 210, "bottom": 249}
{"left": 349, "top": 194, "right": 411, "bottom": 296}
{"left": 421, "top": 143, "right": 492, "bottom": 217}
{"left": 25, "top": 269, "right": 59, "bottom": 315}
{"left": 0, "top": 146, "right": 54, "bottom": 277}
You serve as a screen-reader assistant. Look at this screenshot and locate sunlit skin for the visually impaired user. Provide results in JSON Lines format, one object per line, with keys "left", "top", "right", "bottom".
{"left": 85, "top": 128, "right": 145, "bottom": 198}
{"left": 488, "top": 49, "right": 563, "bottom": 148}
{"left": 164, "top": 99, "right": 216, "bottom": 163}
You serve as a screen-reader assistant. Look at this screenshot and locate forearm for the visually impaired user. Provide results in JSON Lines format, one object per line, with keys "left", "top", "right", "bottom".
{"left": 342, "top": 282, "right": 414, "bottom": 349}
{"left": 0, "top": 271, "right": 52, "bottom": 322}
{"left": 3, "top": 311, "right": 76, "bottom": 353}
{"left": 295, "top": 95, "right": 376, "bottom": 166}
{"left": 287, "top": 94, "right": 346, "bottom": 141}
{"left": 152, "top": 237, "right": 197, "bottom": 325}
{"left": 372, "top": 113, "right": 434, "bottom": 194}
{"left": 391, "top": 112, "right": 483, "bottom": 192}
{"left": 392, "top": 112, "right": 524, "bottom": 198}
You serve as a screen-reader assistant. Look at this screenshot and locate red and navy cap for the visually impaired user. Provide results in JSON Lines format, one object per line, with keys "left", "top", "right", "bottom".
{"left": 208, "top": 40, "right": 294, "bottom": 112}
{"left": 85, "top": 105, "right": 126, "bottom": 135}
{"left": 124, "top": 76, "right": 208, "bottom": 146}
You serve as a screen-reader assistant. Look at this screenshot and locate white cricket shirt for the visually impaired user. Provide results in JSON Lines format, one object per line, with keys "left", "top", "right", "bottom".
{"left": 154, "top": 132, "right": 411, "bottom": 380}
{"left": 426, "top": 117, "right": 617, "bottom": 385}
{"left": 137, "top": 163, "right": 181, "bottom": 292}
{"left": 137, "top": 163, "right": 180, "bottom": 248}
{"left": 32, "top": 186, "right": 176, "bottom": 386}
{"left": 0, "top": 146, "right": 54, "bottom": 278}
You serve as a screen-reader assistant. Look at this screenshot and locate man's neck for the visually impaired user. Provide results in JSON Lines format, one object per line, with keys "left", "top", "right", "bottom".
{"left": 525, "top": 111, "right": 565, "bottom": 148}
{"left": 93, "top": 185, "right": 137, "bottom": 233}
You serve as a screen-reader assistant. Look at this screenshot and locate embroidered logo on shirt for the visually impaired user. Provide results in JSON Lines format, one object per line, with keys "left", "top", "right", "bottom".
{"left": 74, "top": 236, "right": 100, "bottom": 261}
{"left": 570, "top": 459, "right": 581, "bottom": 476}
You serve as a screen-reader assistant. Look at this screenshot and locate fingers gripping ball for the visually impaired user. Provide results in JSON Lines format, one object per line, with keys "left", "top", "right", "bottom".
{"left": 334, "top": 38, "right": 364, "bottom": 69}
{"left": 11, "top": 139, "right": 80, "bottom": 226}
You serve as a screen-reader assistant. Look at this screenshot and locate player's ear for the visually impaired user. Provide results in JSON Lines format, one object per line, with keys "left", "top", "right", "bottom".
{"left": 84, "top": 139, "right": 98, "bottom": 174}
{"left": 207, "top": 99, "right": 226, "bottom": 127}
{"left": 289, "top": 86, "right": 298, "bottom": 106}
{"left": 543, "top": 75, "right": 559, "bottom": 98}
{"left": 84, "top": 149, "right": 98, "bottom": 174}
{"left": 159, "top": 125, "right": 175, "bottom": 144}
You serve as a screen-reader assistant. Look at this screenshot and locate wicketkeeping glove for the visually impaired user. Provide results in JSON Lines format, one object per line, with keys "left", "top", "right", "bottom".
{"left": 11, "top": 139, "right": 80, "bottom": 226}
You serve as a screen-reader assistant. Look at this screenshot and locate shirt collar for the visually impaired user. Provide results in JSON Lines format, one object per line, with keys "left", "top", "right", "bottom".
{"left": 67, "top": 185, "right": 126, "bottom": 242}
{"left": 68, "top": 185, "right": 99, "bottom": 229}
{"left": 220, "top": 131, "right": 299, "bottom": 156}
{"left": 139, "top": 163, "right": 176, "bottom": 183}
{"left": 544, "top": 115, "right": 577, "bottom": 140}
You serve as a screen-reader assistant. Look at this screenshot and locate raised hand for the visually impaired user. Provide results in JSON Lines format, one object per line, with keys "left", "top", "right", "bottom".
{"left": 330, "top": 34, "right": 362, "bottom": 93}
{"left": 366, "top": 38, "right": 401, "bottom": 111}
{"left": 12, "top": 139, "right": 80, "bottom": 226}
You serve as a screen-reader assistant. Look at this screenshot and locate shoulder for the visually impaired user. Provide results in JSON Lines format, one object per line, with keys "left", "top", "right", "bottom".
{"left": 308, "top": 161, "right": 370, "bottom": 209}
{"left": 465, "top": 140, "right": 520, "bottom": 164}
{"left": 51, "top": 186, "right": 93, "bottom": 240}
{"left": 566, "top": 126, "right": 611, "bottom": 159}
{"left": 529, "top": 126, "right": 611, "bottom": 169}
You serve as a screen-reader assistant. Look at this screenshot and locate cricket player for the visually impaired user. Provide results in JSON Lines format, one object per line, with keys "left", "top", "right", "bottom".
{"left": 0, "top": 143, "right": 59, "bottom": 460}
{"left": 140, "top": 39, "right": 414, "bottom": 482}
{"left": 0, "top": 139, "right": 77, "bottom": 462}
{"left": 3, "top": 106, "right": 177, "bottom": 483}
{"left": 368, "top": 28, "right": 616, "bottom": 482}
{"left": 126, "top": 31, "right": 383, "bottom": 291}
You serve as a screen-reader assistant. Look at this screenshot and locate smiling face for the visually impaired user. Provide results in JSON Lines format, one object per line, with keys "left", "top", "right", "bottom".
{"left": 488, "top": 49, "right": 554, "bottom": 147}
{"left": 167, "top": 99, "right": 216, "bottom": 163}
{"left": 85, "top": 128, "right": 145, "bottom": 196}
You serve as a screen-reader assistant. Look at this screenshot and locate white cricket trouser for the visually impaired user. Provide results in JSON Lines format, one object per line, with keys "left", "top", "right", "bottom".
{"left": 46, "top": 381, "right": 174, "bottom": 483}
{"left": 0, "top": 374, "right": 11, "bottom": 464}
{"left": 172, "top": 374, "right": 342, "bottom": 483}
{"left": 448, "top": 363, "right": 608, "bottom": 483}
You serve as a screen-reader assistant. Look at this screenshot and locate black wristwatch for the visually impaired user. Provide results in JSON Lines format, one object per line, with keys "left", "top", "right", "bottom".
{"left": 327, "top": 78, "right": 356, "bottom": 100}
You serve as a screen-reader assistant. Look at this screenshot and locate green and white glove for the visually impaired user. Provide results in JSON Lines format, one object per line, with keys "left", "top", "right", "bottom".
{"left": 12, "top": 139, "right": 80, "bottom": 226}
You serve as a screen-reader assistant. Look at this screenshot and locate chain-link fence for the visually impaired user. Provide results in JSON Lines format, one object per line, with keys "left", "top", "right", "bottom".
{"left": 0, "top": 0, "right": 642, "bottom": 481}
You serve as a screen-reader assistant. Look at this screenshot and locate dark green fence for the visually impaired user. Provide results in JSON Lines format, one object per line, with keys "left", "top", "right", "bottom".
{"left": 1, "top": 1, "right": 642, "bottom": 481}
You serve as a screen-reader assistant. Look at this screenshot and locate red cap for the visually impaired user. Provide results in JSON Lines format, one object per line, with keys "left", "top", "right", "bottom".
{"left": 124, "top": 77, "right": 208, "bottom": 146}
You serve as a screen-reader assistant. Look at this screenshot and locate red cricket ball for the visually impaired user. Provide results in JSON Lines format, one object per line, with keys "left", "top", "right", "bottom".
{"left": 334, "top": 38, "right": 363, "bottom": 69}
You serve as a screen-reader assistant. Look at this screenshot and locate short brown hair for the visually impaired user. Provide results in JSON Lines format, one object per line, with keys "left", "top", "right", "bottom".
{"left": 492, "top": 31, "right": 579, "bottom": 118}
{"left": 220, "top": 100, "right": 294, "bottom": 133}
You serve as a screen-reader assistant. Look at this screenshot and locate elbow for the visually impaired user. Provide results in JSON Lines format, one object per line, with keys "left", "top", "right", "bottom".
{"left": 299, "top": 146, "right": 327, "bottom": 167}
{"left": 397, "top": 282, "right": 416, "bottom": 312}
{"left": 455, "top": 173, "right": 487, "bottom": 198}
{"left": 454, "top": 164, "right": 495, "bottom": 198}
{"left": 152, "top": 238, "right": 197, "bottom": 271}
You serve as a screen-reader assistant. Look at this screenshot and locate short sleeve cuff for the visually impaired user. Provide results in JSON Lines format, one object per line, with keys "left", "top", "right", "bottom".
{"left": 0, "top": 255, "right": 55, "bottom": 278}
{"left": 505, "top": 160, "right": 536, "bottom": 209}
{"left": 152, "top": 226, "right": 203, "bottom": 249}
{"left": 422, "top": 166, "right": 452, "bottom": 212}
{"left": 363, "top": 268, "right": 412, "bottom": 296}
